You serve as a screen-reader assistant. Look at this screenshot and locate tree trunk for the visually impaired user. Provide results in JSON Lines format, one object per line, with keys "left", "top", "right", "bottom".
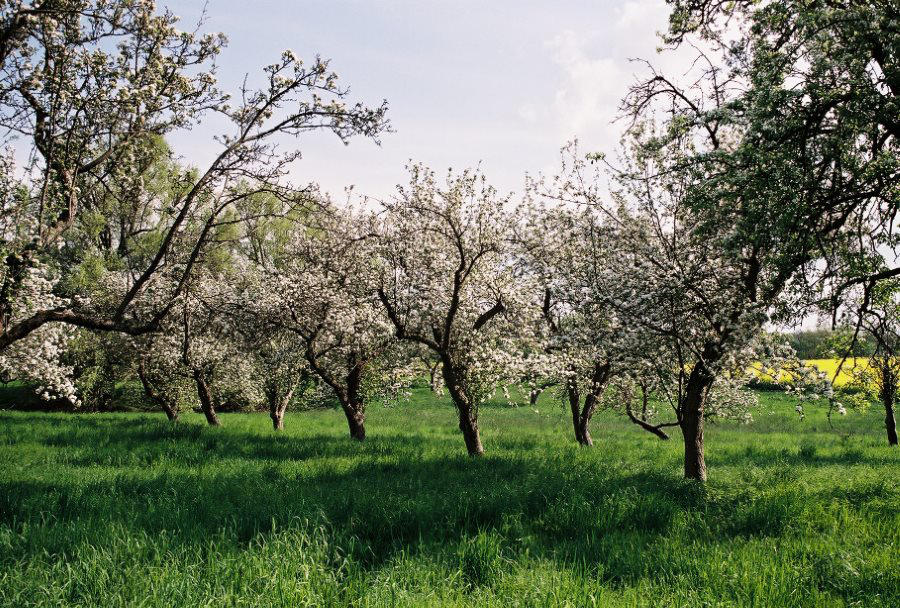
{"left": 342, "top": 366, "right": 366, "bottom": 441}
{"left": 428, "top": 360, "right": 442, "bottom": 393}
{"left": 192, "top": 368, "right": 221, "bottom": 427}
{"left": 878, "top": 365, "right": 898, "bottom": 446}
{"left": 162, "top": 403, "right": 179, "bottom": 422}
{"left": 884, "top": 398, "right": 898, "bottom": 447}
{"left": 458, "top": 405, "right": 484, "bottom": 456}
{"left": 271, "top": 411, "right": 284, "bottom": 431}
{"left": 567, "top": 364, "right": 610, "bottom": 447}
{"left": 529, "top": 387, "right": 542, "bottom": 406}
{"left": 886, "top": 405, "right": 898, "bottom": 446}
{"left": 137, "top": 362, "right": 178, "bottom": 422}
{"left": 567, "top": 385, "right": 594, "bottom": 446}
{"left": 680, "top": 372, "right": 711, "bottom": 481}
{"left": 342, "top": 404, "right": 366, "bottom": 441}
{"left": 443, "top": 362, "right": 484, "bottom": 456}
{"left": 267, "top": 387, "right": 293, "bottom": 431}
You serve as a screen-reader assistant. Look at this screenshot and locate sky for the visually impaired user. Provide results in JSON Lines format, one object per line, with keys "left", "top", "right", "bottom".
{"left": 170, "top": 0, "right": 686, "bottom": 200}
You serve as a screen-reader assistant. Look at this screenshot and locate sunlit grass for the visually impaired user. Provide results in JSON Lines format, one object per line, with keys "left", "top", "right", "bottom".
{"left": 1, "top": 389, "right": 897, "bottom": 607}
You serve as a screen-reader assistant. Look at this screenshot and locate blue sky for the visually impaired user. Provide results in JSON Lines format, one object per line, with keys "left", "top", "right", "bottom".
{"left": 171, "top": 0, "right": 682, "bottom": 199}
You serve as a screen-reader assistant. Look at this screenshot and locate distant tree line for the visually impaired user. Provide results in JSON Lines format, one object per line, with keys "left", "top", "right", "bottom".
{"left": 782, "top": 330, "right": 876, "bottom": 360}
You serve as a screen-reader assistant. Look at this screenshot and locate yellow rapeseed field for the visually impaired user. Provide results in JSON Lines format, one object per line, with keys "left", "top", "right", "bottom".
{"left": 751, "top": 358, "right": 871, "bottom": 387}
{"left": 803, "top": 358, "right": 871, "bottom": 386}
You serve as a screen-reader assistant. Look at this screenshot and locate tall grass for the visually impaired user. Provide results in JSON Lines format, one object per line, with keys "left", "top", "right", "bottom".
{"left": 0, "top": 389, "right": 897, "bottom": 607}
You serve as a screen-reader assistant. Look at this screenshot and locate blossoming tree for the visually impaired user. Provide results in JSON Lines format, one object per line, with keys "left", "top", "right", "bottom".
{"left": 0, "top": 0, "right": 389, "bottom": 366}
{"left": 375, "top": 166, "right": 543, "bottom": 455}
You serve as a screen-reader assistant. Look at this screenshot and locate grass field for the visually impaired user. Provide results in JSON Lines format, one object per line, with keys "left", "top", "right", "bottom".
{"left": 1, "top": 389, "right": 898, "bottom": 607}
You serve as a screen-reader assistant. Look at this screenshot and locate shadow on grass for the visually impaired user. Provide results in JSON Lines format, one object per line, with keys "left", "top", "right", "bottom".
{"left": 713, "top": 443, "right": 889, "bottom": 468}
{"left": 0, "top": 412, "right": 838, "bottom": 583}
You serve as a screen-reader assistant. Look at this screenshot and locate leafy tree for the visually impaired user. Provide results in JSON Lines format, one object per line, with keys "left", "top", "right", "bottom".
{"left": 566, "top": 0, "right": 900, "bottom": 480}
{"left": 0, "top": 1, "right": 389, "bottom": 370}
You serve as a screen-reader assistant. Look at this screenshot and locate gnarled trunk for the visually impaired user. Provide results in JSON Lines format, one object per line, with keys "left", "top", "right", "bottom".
{"left": 443, "top": 362, "right": 484, "bottom": 456}
{"left": 192, "top": 368, "right": 221, "bottom": 427}
{"left": 267, "top": 386, "right": 294, "bottom": 431}
{"left": 680, "top": 369, "right": 712, "bottom": 481}
{"left": 341, "top": 365, "right": 367, "bottom": 441}
{"left": 342, "top": 403, "right": 366, "bottom": 441}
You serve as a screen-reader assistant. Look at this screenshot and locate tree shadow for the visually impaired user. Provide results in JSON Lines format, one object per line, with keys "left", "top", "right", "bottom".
{"left": 2, "top": 411, "right": 851, "bottom": 589}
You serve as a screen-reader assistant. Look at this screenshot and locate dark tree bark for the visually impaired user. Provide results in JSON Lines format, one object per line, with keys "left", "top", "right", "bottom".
{"left": 192, "top": 368, "right": 221, "bottom": 426}
{"left": 339, "top": 364, "right": 367, "bottom": 441}
{"left": 566, "top": 363, "right": 611, "bottom": 446}
{"left": 679, "top": 365, "right": 713, "bottom": 481}
{"left": 342, "top": 403, "right": 366, "bottom": 441}
{"left": 305, "top": 351, "right": 369, "bottom": 441}
{"left": 529, "top": 387, "right": 542, "bottom": 406}
{"left": 567, "top": 385, "right": 589, "bottom": 445}
{"left": 625, "top": 385, "right": 671, "bottom": 440}
{"left": 443, "top": 362, "right": 484, "bottom": 456}
{"left": 458, "top": 404, "right": 483, "bottom": 456}
{"left": 886, "top": 402, "right": 898, "bottom": 446}
{"left": 137, "top": 362, "right": 178, "bottom": 422}
{"left": 879, "top": 368, "right": 898, "bottom": 446}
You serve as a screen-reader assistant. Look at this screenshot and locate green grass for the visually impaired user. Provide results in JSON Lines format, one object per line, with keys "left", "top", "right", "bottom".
{"left": 0, "top": 389, "right": 897, "bottom": 607}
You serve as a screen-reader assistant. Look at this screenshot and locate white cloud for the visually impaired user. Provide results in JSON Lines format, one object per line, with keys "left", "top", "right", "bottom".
{"left": 616, "top": 0, "right": 663, "bottom": 31}
{"left": 517, "top": 103, "right": 538, "bottom": 123}
{"left": 546, "top": 30, "right": 627, "bottom": 146}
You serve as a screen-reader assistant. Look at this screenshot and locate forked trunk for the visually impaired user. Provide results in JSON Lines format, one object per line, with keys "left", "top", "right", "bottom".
{"left": 192, "top": 368, "right": 221, "bottom": 427}
{"left": 567, "top": 364, "right": 610, "bottom": 446}
{"left": 567, "top": 385, "right": 593, "bottom": 446}
{"left": 267, "top": 387, "right": 293, "bottom": 431}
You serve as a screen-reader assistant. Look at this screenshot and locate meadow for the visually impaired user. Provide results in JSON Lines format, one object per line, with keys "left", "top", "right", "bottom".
{"left": 0, "top": 388, "right": 898, "bottom": 607}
